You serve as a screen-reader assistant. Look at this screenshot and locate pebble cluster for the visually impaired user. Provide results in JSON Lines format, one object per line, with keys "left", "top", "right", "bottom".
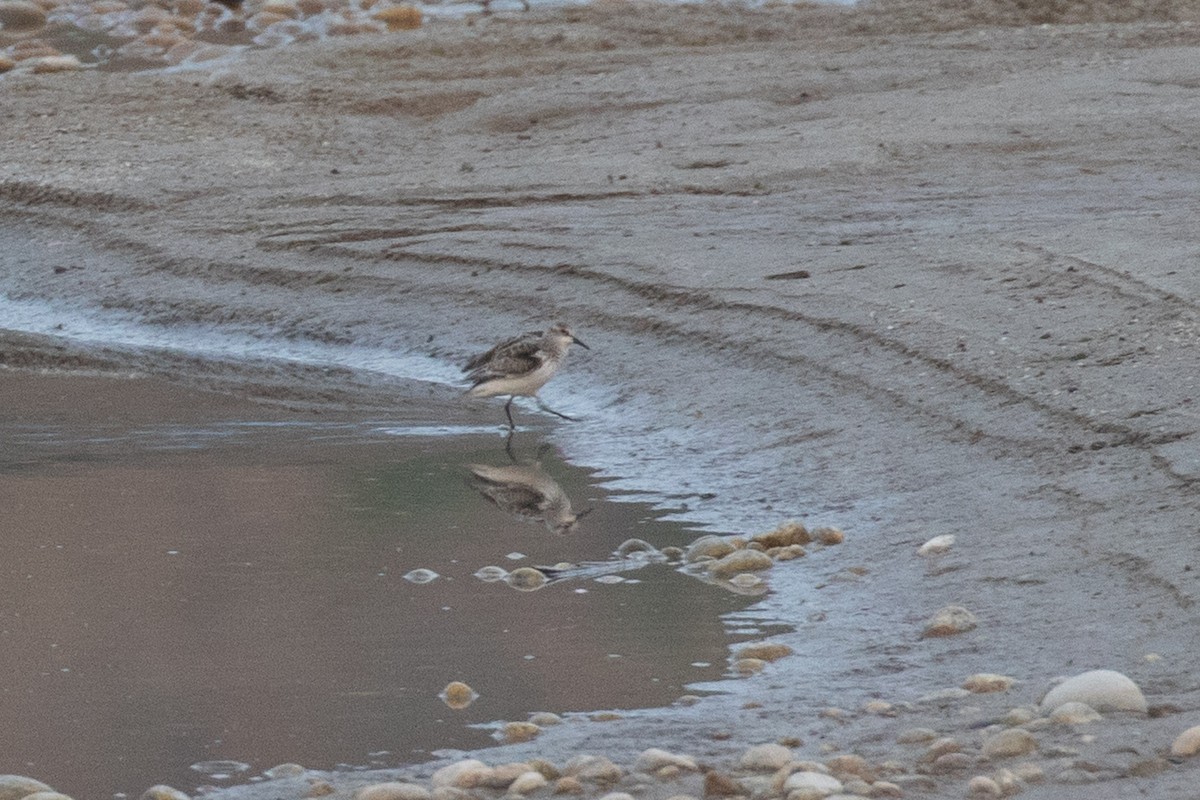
{"left": 6, "top": 665, "right": 1196, "bottom": 800}
{"left": 0, "top": 0, "right": 423, "bottom": 75}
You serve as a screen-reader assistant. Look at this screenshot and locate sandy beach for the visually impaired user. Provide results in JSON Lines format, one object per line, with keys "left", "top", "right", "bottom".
{"left": 3, "top": 0, "right": 1200, "bottom": 797}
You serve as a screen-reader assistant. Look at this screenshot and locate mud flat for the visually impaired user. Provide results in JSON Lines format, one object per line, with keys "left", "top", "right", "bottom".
{"left": 3, "top": 0, "right": 1200, "bottom": 797}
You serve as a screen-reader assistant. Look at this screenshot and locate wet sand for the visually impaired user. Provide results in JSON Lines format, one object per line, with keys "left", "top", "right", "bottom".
{"left": 3, "top": 1, "right": 1200, "bottom": 797}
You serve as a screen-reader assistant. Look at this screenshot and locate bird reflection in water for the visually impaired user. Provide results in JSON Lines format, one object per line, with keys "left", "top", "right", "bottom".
{"left": 467, "top": 445, "right": 591, "bottom": 536}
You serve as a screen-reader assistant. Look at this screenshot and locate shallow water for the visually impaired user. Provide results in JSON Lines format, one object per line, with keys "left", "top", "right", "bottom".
{"left": 0, "top": 381, "right": 763, "bottom": 799}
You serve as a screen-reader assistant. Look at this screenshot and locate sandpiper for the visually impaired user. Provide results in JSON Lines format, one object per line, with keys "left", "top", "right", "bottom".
{"left": 463, "top": 323, "right": 589, "bottom": 430}
{"left": 467, "top": 461, "right": 587, "bottom": 535}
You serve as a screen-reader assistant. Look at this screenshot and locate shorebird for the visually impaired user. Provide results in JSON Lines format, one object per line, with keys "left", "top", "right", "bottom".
{"left": 463, "top": 323, "right": 589, "bottom": 430}
{"left": 467, "top": 461, "right": 589, "bottom": 535}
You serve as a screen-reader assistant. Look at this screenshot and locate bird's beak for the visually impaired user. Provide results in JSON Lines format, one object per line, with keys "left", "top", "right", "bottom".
{"left": 572, "top": 336, "right": 590, "bottom": 350}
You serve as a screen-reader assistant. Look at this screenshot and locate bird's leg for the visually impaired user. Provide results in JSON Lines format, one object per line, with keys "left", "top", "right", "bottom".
{"left": 504, "top": 396, "right": 517, "bottom": 430}
{"left": 537, "top": 399, "right": 577, "bottom": 422}
{"left": 504, "top": 429, "right": 518, "bottom": 462}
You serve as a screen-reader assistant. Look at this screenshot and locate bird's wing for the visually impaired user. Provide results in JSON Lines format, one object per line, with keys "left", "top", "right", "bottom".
{"left": 473, "top": 481, "right": 551, "bottom": 519}
{"left": 463, "top": 330, "right": 546, "bottom": 383}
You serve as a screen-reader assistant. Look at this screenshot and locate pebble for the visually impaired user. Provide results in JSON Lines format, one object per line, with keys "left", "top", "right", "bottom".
{"left": 615, "top": 538, "right": 660, "bottom": 559}
{"left": 999, "top": 707, "right": 1037, "bottom": 726}
{"left": 505, "top": 567, "right": 548, "bottom": 591}
{"left": 921, "top": 606, "right": 978, "bottom": 637}
{"left": 917, "top": 534, "right": 955, "bottom": 556}
{"left": 355, "top": 783, "right": 430, "bottom": 800}
{"left": 729, "top": 573, "right": 764, "bottom": 588}
{"left": 733, "top": 657, "right": 767, "bottom": 675}
{"left": 432, "top": 761, "right": 491, "bottom": 789}
{"left": 507, "top": 772, "right": 548, "bottom": 795}
{"left": 686, "top": 535, "right": 736, "bottom": 563}
{"left": 965, "top": 776, "right": 1002, "bottom": 797}
{"left": 896, "top": 727, "right": 938, "bottom": 744}
{"left": 707, "top": 549, "right": 773, "bottom": 579}
{"left": 502, "top": 722, "right": 541, "bottom": 743}
{"left": 735, "top": 643, "right": 793, "bottom": 662}
{"left": 635, "top": 749, "right": 699, "bottom": 773}
{"left": 813, "top": 526, "right": 844, "bottom": 545}
{"left": 31, "top": 54, "right": 84, "bottom": 73}
{"left": 529, "top": 711, "right": 563, "bottom": 726}
{"left": 701, "top": 772, "right": 743, "bottom": 797}
{"left": 474, "top": 566, "right": 509, "bottom": 582}
{"left": 825, "top": 755, "right": 872, "bottom": 780}
{"left": 263, "top": 764, "right": 306, "bottom": 779}
{"left": 961, "top": 674, "right": 1014, "bottom": 693}
{"left": 439, "top": 681, "right": 478, "bottom": 710}
{"left": 21, "top": 794, "right": 72, "bottom": 800}
{"left": 564, "top": 756, "right": 622, "bottom": 784}
{"left": 140, "top": 787, "right": 190, "bottom": 800}
{"left": 306, "top": 781, "right": 336, "bottom": 797}
{"left": 1171, "top": 725, "right": 1200, "bottom": 756}
{"left": 782, "top": 771, "right": 842, "bottom": 797}
{"left": 867, "top": 782, "right": 903, "bottom": 798}
{"left": 861, "top": 699, "right": 895, "bottom": 716}
{"left": 1039, "top": 669, "right": 1148, "bottom": 713}
{"left": 0, "top": 776, "right": 55, "bottom": 800}
{"left": 403, "top": 568, "right": 439, "bottom": 584}
{"left": 0, "top": 0, "right": 46, "bottom": 30}
{"left": 1012, "top": 763, "right": 1043, "bottom": 784}
{"left": 553, "top": 778, "right": 584, "bottom": 795}
{"left": 1048, "top": 701, "right": 1102, "bottom": 725}
{"left": 738, "top": 743, "right": 793, "bottom": 770}
{"left": 926, "top": 753, "right": 972, "bottom": 774}
{"left": 919, "top": 738, "right": 962, "bottom": 763}
{"left": 774, "top": 544, "right": 807, "bottom": 560}
{"left": 0, "top": 55, "right": 14, "bottom": 72}
{"left": 369, "top": 2, "right": 421, "bottom": 29}
{"left": 981, "top": 728, "right": 1037, "bottom": 758}
{"left": 752, "top": 520, "right": 811, "bottom": 548}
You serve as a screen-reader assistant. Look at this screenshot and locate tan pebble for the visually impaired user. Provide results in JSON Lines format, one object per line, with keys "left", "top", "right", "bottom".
{"left": 738, "top": 743, "right": 792, "bottom": 771}
{"left": 686, "top": 535, "right": 735, "bottom": 563}
{"left": 779, "top": 736, "right": 804, "bottom": 748}
{"left": 506, "top": 567, "right": 548, "bottom": 591}
{"left": 263, "top": 764, "right": 305, "bottom": 779}
{"left": 676, "top": 694, "right": 702, "bottom": 706}
{"left": 590, "top": 711, "right": 622, "bottom": 722}
{"left": 842, "top": 778, "right": 872, "bottom": 796}
{"left": 819, "top": 707, "right": 847, "bottom": 720}
{"left": 248, "top": 10, "right": 289, "bottom": 29}
{"left": 432, "top": 760, "right": 491, "bottom": 789}
{"left": 982, "top": 729, "right": 1037, "bottom": 759}
{"left": 752, "top": 520, "right": 811, "bottom": 548}
{"left": 1039, "top": 669, "right": 1147, "bottom": 714}
{"left": 896, "top": 727, "right": 937, "bottom": 744}
{"left": 921, "top": 606, "right": 978, "bottom": 638}
{"left": 826, "top": 754, "right": 873, "bottom": 780}
{"left": 876, "top": 760, "right": 906, "bottom": 776}
{"left": 369, "top": 3, "right": 422, "bottom": 29}
{"left": 702, "top": 772, "right": 744, "bottom": 797}
{"left": 733, "top": 657, "right": 766, "bottom": 675}
{"left": 508, "top": 772, "right": 548, "bottom": 795}
{"left": 661, "top": 546, "right": 685, "bottom": 561}
{"left": 917, "top": 534, "right": 955, "bottom": 556}
{"left": 527, "top": 760, "right": 560, "bottom": 780}
{"left": 260, "top": 0, "right": 299, "bottom": 14}
{"left": 1126, "top": 758, "right": 1167, "bottom": 777}
{"left": 306, "top": 781, "right": 336, "bottom": 798}
{"left": 656, "top": 765, "right": 681, "bottom": 781}
{"left": 867, "top": 781, "right": 903, "bottom": 798}
{"left": 729, "top": 572, "right": 764, "bottom": 589}
{"left": 0, "top": 55, "right": 14, "bottom": 72}
{"left": 564, "top": 755, "right": 622, "bottom": 783}
{"left": 966, "top": 776, "right": 1002, "bottom": 797}
{"left": 484, "top": 764, "right": 533, "bottom": 789}
{"left": 140, "top": 787, "right": 189, "bottom": 800}
{"left": 927, "top": 753, "right": 972, "bottom": 774}
{"left": 862, "top": 699, "right": 895, "bottom": 715}
{"left": 775, "top": 544, "right": 807, "bottom": 561}
{"left": 439, "top": 681, "right": 478, "bottom": 709}
{"left": 553, "top": 778, "right": 583, "bottom": 795}
{"left": 10, "top": 40, "right": 59, "bottom": 60}
{"left": 1171, "top": 725, "right": 1200, "bottom": 757}
{"left": 962, "top": 674, "right": 1014, "bottom": 693}
{"left": 919, "top": 738, "right": 962, "bottom": 763}
{"left": 736, "top": 643, "right": 793, "bottom": 662}
{"left": 744, "top": 541, "right": 766, "bottom": 552}
{"left": 990, "top": 768, "right": 1023, "bottom": 794}
{"left": 529, "top": 711, "right": 562, "bottom": 726}
{"left": 1048, "top": 701, "right": 1101, "bottom": 725}
{"left": 635, "top": 749, "right": 698, "bottom": 773}
{"left": 355, "top": 783, "right": 430, "bottom": 800}
{"left": 31, "top": 54, "right": 82, "bottom": 72}
{"left": 999, "top": 707, "right": 1037, "bottom": 726}
{"left": 0, "top": 0, "right": 46, "bottom": 30}
{"left": 814, "top": 526, "right": 844, "bottom": 545}
{"left": 503, "top": 721, "right": 541, "bottom": 743}
{"left": 730, "top": 537, "right": 748, "bottom": 548}
{"left": 21, "top": 794, "right": 73, "bottom": 800}
{"left": 1011, "top": 763, "right": 1043, "bottom": 784}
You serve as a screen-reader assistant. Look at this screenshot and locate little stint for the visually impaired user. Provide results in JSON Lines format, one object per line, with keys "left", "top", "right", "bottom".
{"left": 463, "top": 323, "right": 589, "bottom": 429}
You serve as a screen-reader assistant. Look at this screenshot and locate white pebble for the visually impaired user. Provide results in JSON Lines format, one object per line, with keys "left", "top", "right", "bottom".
{"left": 507, "top": 772, "right": 548, "bottom": 795}
{"left": 981, "top": 728, "right": 1037, "bottom": 758}
{"left": 1171, "top": 725, "right": 1200, "bottom": 757}
{"left": 782, "top": 771, "right": 842, "bottom": 796}
{"left": 966, "top": 776, "right": 1002, "bottom": 797}
{"left": 1049, "top": 701, "right": 1102, "bottom": 725}
{"left": 634, "top": 749, "right": 698, "bottom": 772}
{"left": 918, "top": 534, "right": 955, "bottom": 556}
{"left": 738, "top": 743, "right": 792, "bottom": 771}
{"left": 1039, "top": 669, "right": 1147, "bottom": 713}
